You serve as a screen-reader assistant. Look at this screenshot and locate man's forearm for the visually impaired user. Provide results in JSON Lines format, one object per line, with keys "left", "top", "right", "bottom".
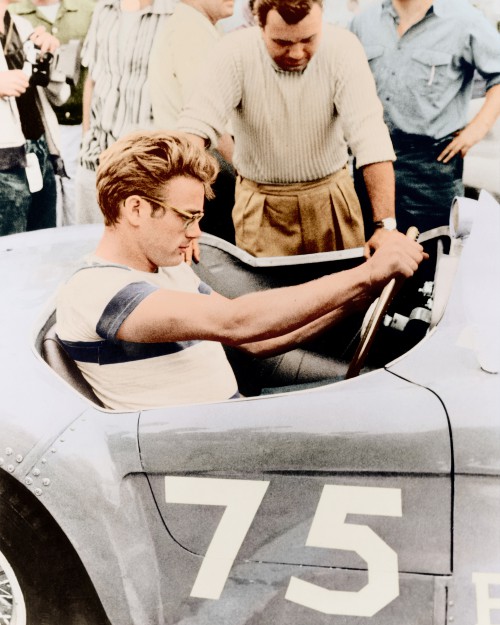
{"left": 470, "top": 83, "right": 500, "bottom": 135}
{"left": 82, "top": 75, "right": 94, "bottom": 133}
{"left": 438, "top": 84, "right": 500, "bottom": 162}
{"left": 236, "top": 297, "right": 369, "bottom": 357}
{"left": 361, "top": 161, "right": 396, "bottom": 222}
{"left": 217, "top": 133, "right": 234, "bottom": 165}
{"left": 186, "top": 133, "right": 208, "bottom": 149}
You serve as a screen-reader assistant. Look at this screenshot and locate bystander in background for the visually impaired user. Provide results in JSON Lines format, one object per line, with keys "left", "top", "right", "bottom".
{"left": 178, "top": 0, "right": 400, "bottom": 257}
{"left": 75, "top": 0, "right": 173, "bottom": 224}
{"left": 351, "top": 0, "right": 500, "bottom": 235}
{"left": 0, "top": 0, "right": 68, "bottom": 235}
{"left": 9, "top": 0, "right": 96, "bottom": 226}
{"left": 149, "top": 0, "right": 236, "bottom": 241}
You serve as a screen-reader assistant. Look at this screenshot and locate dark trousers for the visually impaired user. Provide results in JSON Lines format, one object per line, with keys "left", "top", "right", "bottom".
{"left": 0, "top": 136, "right": 57, "bottom": 236}
{"left": 354, "top": 132, "right": 464, "bottom": 237}
{"left": 200, "top": 149, "right": 236, "bottom": 244}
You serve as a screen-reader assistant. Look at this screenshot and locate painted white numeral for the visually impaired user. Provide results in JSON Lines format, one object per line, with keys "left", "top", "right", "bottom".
{"left": 164, "top": 476, "right": 269, "bottom": 600}
{"left": 285, "top": 484, "right": 402, "bottom": 616}
{"left": 473, "top": 572, "right": 500, "bottom": 625}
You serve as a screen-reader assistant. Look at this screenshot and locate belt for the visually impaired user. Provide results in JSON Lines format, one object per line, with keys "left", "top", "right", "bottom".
{"left": 390, "top": 130, "right": 457, "bottom": 150}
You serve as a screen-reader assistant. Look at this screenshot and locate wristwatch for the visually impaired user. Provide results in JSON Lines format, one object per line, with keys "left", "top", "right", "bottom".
{"left": 373, "top": 217, "right": 397, "bottom": 231}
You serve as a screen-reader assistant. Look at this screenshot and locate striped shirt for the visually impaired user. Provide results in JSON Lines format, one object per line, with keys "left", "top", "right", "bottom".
{"left": 177, "top": 24, "right": 395, "bottom": 184}
{"left": 80, "top": 0, "right": 174, "bottom": 169}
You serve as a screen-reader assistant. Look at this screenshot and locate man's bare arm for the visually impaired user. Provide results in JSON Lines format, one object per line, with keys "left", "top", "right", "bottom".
{"left": 116, "top": 237, "right": 425, "bottom": 350}
{"left": 185, "top": 133, "right": 208, "bottom": 149}
{"left": 216, "top": 133, "right": 234, "bottom": 165}
{"left": 82, "top": 75, "right": 94, "bottom": 133}
{"left": 362, "top": 160, "right": 400, "bottom": 255}
{"left": 438, "top": 84, "right": 500, "bottom": 163}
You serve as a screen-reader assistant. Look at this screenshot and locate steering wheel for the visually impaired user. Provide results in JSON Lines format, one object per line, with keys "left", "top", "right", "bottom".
{"left": 345, "top": 227, "right": 420, "bottom": 379}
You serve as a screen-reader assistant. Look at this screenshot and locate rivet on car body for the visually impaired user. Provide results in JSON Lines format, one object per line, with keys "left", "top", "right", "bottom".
{"left": 33, "top": 468, "right": 40, "bottom": 476}
{"left": 7, "top": 465, "right": 14, "bottom": 473}
{"left": 34, "top": 488, "right": 43, "bottom": 497}
{"left": 5, "top": 447, "right": 13, "bottom": 456}
{"left": 60, "top": 438, "right": 65, "bottom": 443}
{"left": 51, "top": 448, "right": 57, "bottom": 453}
{"left": 41, "top": 458, "right": 47, "bottom": 464}
{"left": 25, "top": 477, "right": 33, "bottom": 485}
{"left": 42, "top": 478, "right": 51, "bottom": 487}
{"left": 15, "top": 455, "right": 23, "bottom": 463}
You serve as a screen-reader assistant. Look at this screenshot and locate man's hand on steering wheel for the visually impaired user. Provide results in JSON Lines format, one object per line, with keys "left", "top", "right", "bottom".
{"left": 364, "top": 227, "right": 404, "bottom": 258}
{"left": 365, "top": 232, "right": 428, "bottom": 290}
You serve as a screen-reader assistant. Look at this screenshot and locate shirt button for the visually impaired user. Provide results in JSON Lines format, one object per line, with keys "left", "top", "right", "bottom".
{"left": 52, "top": 26, "right": 58, "bottom": 34}
{"left": 65, "top": 111, "right": 70, "bottom": 119}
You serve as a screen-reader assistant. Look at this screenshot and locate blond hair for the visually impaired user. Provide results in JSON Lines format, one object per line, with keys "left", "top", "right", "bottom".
{"left": 96, "top": 131, "right": 219, "bottom": 226}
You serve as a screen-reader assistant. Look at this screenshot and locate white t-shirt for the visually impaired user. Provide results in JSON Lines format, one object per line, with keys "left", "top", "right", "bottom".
{"left": 56, "top": 258, "right": 239, "bottom": 411}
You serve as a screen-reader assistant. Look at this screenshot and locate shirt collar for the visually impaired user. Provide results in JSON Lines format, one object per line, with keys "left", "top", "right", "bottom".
{"left": 8, "top": 0, "right": 36, "bottom": 16}
{"left": 382, "top": 0, "right": 443, "bottom": 19}
{"left": 63, "top": 0, "right": 80, "bottom": 12}
{"left": 430, "top": 0, "right": 447, "bottom": 17}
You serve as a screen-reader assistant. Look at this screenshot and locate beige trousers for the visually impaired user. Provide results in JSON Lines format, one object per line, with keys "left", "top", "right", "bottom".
{"left": 232, "top": 167, "right": 365, "bottom": 257}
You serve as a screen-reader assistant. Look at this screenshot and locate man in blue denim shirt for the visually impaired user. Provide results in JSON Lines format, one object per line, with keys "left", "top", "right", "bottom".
{"left": 351, "top": 0, "right": 500, "bottom": 235}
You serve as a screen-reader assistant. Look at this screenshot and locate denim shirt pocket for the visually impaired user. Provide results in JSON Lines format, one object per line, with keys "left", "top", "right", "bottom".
{"left": 410, "top": 49, "right": 452, "bottom": 96}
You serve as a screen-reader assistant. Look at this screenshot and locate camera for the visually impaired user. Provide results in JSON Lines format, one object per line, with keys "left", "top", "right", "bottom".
{"left": 23, "top": 39, "right": 82, "bottom": 88}
{"left": 29, "top": 49, "right": 53, "bottom": 87}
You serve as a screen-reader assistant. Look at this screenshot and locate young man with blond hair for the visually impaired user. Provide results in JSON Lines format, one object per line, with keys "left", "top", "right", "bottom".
{"left": 56, "top": 130, "right": 426, "bottom": 411}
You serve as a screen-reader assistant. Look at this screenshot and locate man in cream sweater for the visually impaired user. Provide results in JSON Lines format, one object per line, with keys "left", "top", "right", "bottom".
{"left": 149, "top": 0, "right": 237, "bottom": 242}
{"left": 178, "top": 0, "right": 401, "bottom": 257}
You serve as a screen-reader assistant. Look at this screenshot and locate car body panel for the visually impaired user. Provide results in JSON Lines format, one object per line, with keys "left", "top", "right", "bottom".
{"left": 388, "top": 191, "right": 500, "bottom": 476}
{"left": 141, "top": 371, "right": 451, "bottom": 577}
{"left": 0, "top": 194, "right": 499, "bottom": 625}
{"left": 450, "top": 475, "right": 500, "bottom": 625}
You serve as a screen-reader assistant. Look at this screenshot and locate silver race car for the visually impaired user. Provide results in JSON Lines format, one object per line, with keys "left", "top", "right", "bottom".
{"left": 0, "top": 192, "right": 498, "bottom": 625}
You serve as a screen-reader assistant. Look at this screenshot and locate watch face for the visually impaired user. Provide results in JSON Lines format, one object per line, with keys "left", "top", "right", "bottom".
{"left": 382, "top": 218, "right": 397, "bottom": 231}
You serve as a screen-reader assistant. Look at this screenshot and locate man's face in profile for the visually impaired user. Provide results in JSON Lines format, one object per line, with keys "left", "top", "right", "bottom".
{"left": 261, "top": 2, "right": 323, "bottom": 72}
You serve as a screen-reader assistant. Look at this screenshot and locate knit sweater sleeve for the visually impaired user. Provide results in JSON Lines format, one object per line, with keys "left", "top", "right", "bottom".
{"left": 332, "top": 29, "right": 395, "bottom": 167}
{"left": 177, "top": 33, "right": 242, "bottom": 147}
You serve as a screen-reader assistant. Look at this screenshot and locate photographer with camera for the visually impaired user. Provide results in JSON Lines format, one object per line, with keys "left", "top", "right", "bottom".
{"left": 10, "top": 0, "right": 95, "bottom": 226}
{"left": 0, "top": 0, "right": 69, "bottom": 236}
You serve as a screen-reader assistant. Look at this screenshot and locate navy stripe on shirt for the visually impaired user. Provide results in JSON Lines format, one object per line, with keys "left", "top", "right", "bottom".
{"left": 56, "top": 335, "right": 200, "bottom": 365}
{"left": 96, "top": 281, "right": 159, "bottom": 340}
{"left": 58, "top": 278, "right": 213, "bottom": 365}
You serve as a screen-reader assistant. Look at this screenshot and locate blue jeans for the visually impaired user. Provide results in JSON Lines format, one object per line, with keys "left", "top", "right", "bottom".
{"left": 354, "top": 132, "right": 464, "bottom": 238}
{"left": 0, "top": 137, "right": 57, "bottom": 236}
{"left": 391, "top": 132, "right": 464, "bottom": 235}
